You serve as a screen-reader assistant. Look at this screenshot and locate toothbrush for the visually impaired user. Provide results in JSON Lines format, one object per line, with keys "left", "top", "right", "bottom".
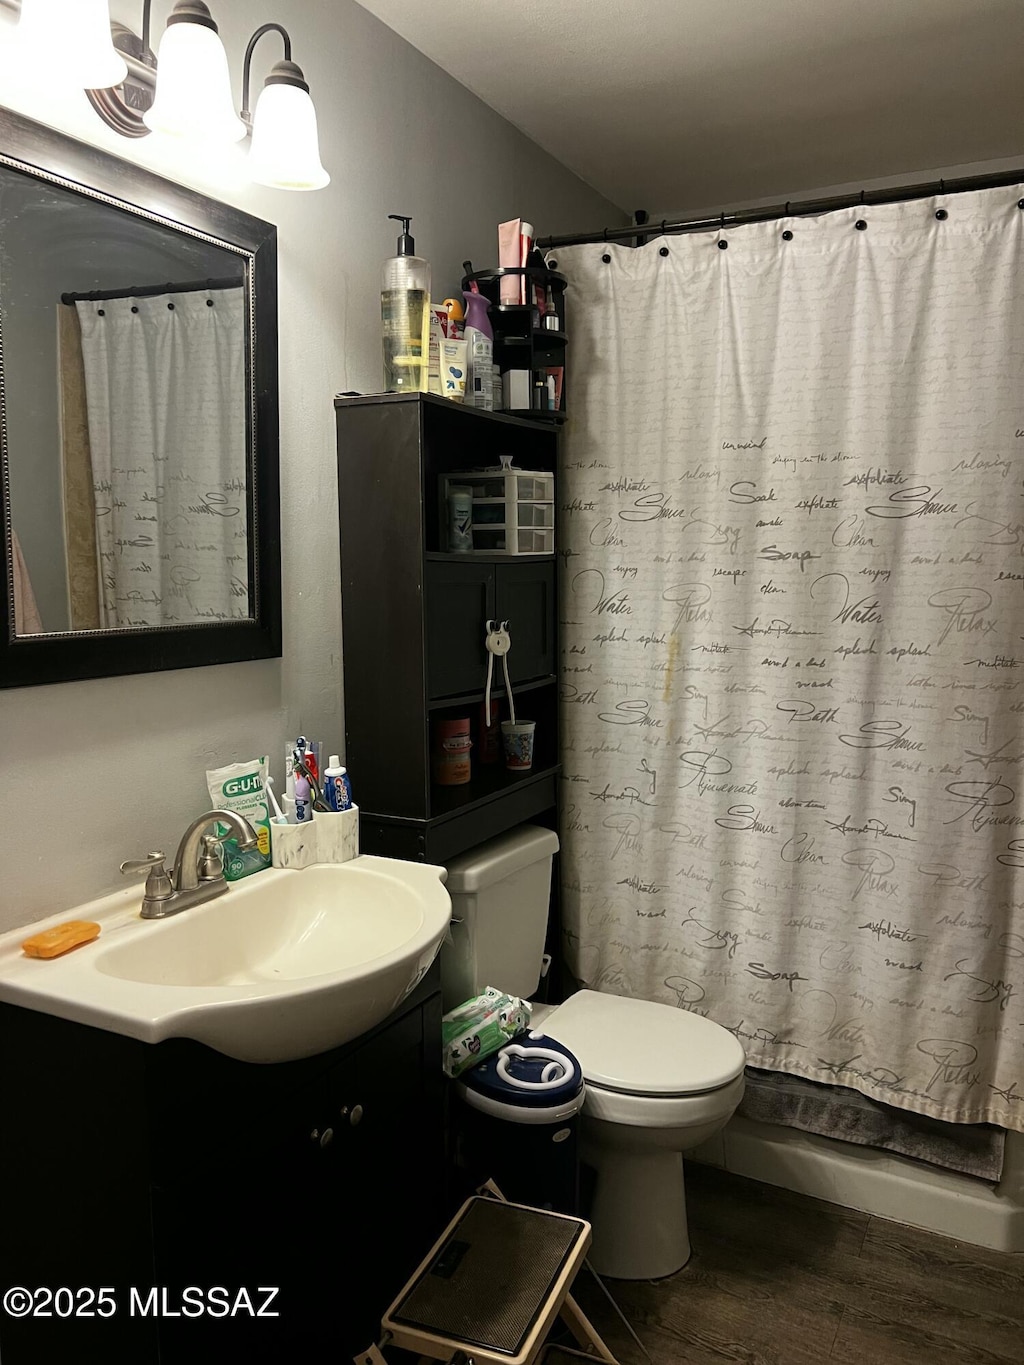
{"left": 295, "top": 755, "right": 330, "bottom": 812}
{"left": 264, "top": 775, "right": 284, "bottom": 820}
{"left": 294, "top": 759, "right": 311, "bottom": 823}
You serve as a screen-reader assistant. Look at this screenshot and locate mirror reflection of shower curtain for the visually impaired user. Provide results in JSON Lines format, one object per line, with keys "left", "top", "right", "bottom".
{"left": 74, "top": 287, "right": 247, "bottom": 629}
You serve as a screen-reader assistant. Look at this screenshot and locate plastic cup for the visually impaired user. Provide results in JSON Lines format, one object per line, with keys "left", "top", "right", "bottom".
{"left": 501, "top": 720, "right": 536, "bottom": 771}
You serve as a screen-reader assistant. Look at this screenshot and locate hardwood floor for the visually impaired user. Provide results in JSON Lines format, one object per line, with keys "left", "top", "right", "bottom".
{"left": 568, "top": 1164, "right": 1024, "bottom": 1364}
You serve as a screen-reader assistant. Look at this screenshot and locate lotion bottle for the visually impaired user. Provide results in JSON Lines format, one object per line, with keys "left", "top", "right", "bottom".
{"left": 382, "top": 214, "right": 431, "bottom": 393}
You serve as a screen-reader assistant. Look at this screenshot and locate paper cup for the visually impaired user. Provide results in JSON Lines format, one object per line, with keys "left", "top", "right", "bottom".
{"left": 501, "top": 720, "right": 536, "bottom": 771}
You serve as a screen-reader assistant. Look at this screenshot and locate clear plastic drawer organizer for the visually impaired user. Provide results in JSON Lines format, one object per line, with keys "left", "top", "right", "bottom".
{"left": 443, "top": 457, "right": 554, "bottom": 555}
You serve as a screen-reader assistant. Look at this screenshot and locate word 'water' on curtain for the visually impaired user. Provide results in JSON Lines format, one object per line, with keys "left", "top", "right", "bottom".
{"left": 555, "top": 188, "right": 1024, "bottom": 1130}
{"left": 75, "top": 287, "right": 248, "bottom": 629}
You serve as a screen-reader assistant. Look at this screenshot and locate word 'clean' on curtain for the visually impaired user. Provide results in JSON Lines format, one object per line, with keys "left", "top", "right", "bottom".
{"left": 555, "top": 187, "right": 1024, "bottom": 1130}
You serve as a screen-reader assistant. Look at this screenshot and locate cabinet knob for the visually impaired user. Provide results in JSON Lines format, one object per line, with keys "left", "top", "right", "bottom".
{"left": 340, "top": 1103, "right": 364, "bottom": 1127}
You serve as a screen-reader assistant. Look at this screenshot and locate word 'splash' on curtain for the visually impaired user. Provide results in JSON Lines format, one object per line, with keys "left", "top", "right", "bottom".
{"left": 74, "top": 287, "right": 248, "bottom": 629}
{"left": 555, "top": 188, "right": 1024, "bottom": 1131}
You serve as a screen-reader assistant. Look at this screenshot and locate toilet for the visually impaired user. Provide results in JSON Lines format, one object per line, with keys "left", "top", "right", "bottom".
{"left": 443, "top": 824, "right": 746, "bottom": 1281}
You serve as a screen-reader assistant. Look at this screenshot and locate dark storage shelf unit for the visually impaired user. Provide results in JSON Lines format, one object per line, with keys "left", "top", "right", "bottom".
{"left": 427, "top": 672, "right": 556, "bottom": 712}
{"left": 336, "top": 393, "right": 560, "bottom": 863}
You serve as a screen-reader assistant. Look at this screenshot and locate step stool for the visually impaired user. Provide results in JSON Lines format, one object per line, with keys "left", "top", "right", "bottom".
{"left": 355, "top": 1194, "right": 620, "bottom": 1364}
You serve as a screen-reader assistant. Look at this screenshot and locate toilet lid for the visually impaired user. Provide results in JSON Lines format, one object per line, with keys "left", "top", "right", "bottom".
{"left": 544, "top": 990, "right": 746, "bottom": 1096}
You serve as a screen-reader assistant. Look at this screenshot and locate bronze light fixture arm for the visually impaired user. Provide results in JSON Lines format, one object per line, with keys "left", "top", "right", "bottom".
{"left": 240, "top": 22, "right": 316, "bottom": 133}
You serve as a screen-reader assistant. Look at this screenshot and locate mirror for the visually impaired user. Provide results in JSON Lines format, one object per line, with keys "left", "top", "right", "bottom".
{"left": 0, "top": 107, "right": 280, "bottom": 687}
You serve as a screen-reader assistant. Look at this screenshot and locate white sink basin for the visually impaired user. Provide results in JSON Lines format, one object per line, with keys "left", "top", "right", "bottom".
{"left": 0, "top": 858, "right": 450, "bottom": 1063}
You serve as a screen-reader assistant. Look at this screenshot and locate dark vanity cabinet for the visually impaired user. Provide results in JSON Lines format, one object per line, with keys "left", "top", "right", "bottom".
{"left": 335, "top": 394, "right": 560, "bottom": 863}
{"left": 0, "top": 975, "right": 444, "bottom": 1365}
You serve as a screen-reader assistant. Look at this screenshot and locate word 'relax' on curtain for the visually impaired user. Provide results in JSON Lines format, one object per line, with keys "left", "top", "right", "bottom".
{"left": 555, "top": 187, "right": 1024, "bottom": 1130}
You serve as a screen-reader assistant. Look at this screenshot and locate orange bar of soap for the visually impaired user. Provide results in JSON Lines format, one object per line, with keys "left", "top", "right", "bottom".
{"left": 21, "top": 920, "right": 101, "bottom": 959}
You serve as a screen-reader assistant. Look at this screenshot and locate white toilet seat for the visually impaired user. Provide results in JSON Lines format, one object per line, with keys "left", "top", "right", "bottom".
{"left": 542, "top": 989, "right": 746, "bottom": 1106}
{"left": 582, "top": 1071, "right": 745, "bottom": 1128}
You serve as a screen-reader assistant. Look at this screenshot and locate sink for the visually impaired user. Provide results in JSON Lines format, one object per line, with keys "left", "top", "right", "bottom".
{"left": 0, "top": 857, "right": 451, "bottom": 1063}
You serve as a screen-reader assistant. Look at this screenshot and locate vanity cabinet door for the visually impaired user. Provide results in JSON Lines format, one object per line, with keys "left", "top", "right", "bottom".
{"left": 425, "top": 559, "right": 494, "bottom": 699}
{"left": 495, "top": 560, "right": 556, "bottom": 684}
{"left": 150, "top": 995, "right": 444, "bottom": 1363}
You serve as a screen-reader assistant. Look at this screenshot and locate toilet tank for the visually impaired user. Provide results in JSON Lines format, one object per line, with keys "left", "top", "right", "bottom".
{"left": 442, "top": 824, "right": 560, "bottom": 1010}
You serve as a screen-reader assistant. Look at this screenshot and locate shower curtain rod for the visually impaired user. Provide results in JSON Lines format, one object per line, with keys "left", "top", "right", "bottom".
{"left": 60, "top": 276, "right": 244, "bottom": 305}
{"left": 538, "top": 166, "right": 1024, "bottom": 249}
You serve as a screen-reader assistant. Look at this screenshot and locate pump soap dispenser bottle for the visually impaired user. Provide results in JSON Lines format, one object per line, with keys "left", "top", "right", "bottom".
{"left": 381, "top": 214, "right": 431, "bottom": 393}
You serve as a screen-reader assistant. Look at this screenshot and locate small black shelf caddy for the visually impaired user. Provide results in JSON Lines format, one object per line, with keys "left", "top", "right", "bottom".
{"left": 462, "top": 265, "right": 568, "bottom": 422}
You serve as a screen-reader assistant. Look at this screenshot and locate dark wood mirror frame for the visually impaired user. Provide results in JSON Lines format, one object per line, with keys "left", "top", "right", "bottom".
{"left": 0, "top": 106, "right": 281, "bottom": 688}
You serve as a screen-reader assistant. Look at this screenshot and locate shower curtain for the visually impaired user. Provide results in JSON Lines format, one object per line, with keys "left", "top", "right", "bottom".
{"left": 555, "top": 187, "right": 1024, "bottom": 1130}
{"left": 74, "top": 286, "right": 248, "bottom": 629}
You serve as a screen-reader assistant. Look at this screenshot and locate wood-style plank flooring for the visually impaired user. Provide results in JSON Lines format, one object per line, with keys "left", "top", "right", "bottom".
{"left": 567, "top": 1164, "right": 1024, "bottom": 1364}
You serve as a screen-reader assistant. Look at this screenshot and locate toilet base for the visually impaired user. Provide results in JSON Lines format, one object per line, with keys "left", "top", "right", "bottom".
{"left": 581, "top": 1122, "right": 691, "bottom": 1280}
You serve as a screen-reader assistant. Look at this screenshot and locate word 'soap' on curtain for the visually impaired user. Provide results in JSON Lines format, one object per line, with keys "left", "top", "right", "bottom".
{"left": 74, "top": 287, "right": 248, "bottom": 629}
{"left": 555, "top": 188, "right": 1024, "bottom": 1130}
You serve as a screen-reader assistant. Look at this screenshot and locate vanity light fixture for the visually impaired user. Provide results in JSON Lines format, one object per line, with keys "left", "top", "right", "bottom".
{"left": 242, "top": 24, "right": 329, "bottom": 191}
{"left": 16, "top": 0, "right": 128, "bottom": 90}
{"left": 142, "top": 0, "right": 246, "bottom": 144}
{"left": 8, "top": 0, "right": 330, "bottom": 189}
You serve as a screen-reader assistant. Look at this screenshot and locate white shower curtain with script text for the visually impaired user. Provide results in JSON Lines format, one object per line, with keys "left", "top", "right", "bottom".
{"left": 555, "top": 188, "right": 1024, "bottom": 1130}
{"left": 77, "top": 287, "right": 248, "bottom": 628}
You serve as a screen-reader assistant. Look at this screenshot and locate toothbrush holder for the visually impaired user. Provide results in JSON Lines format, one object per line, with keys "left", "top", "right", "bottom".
{"left": 270, "top": 807, "right": 359, "bottom": 871}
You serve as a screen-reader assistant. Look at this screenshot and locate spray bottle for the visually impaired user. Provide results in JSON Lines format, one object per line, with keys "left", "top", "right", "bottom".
{"left": 462, "top": 289, "right": 494, "bottom": 411}
{"left": 382, "top": 214, "right": 431, "bottom": 393}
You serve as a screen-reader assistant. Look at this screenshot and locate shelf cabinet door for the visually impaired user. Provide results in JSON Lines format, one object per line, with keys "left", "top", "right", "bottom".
{"left": 426, "top": 560, "right": 494, "bottom": 699}
{"left": 496, "top": 561, "right": 556, "bottom": 684}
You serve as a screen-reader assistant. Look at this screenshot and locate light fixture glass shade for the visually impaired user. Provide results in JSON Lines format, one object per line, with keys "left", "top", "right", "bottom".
{"left": 143, "top": 12, "right": 246, "bottom": 144}
{"left": 249, "top": 80, "right": 330, "bottom": 191}
{"left": 18, "top": 0, "right": 128, "bottom": 90}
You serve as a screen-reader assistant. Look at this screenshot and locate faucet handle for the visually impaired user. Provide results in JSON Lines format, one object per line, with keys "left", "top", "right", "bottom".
{"left": 120, "top": 850, "right": 166, "bottom": 876}
{"left": 198, "top": 834, "right": 225, "bottom": 882}
{"left": 120, "top": 851, "right": 173, "bottom": 905}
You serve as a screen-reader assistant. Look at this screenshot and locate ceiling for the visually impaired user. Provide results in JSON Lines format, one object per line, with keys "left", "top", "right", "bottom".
{"left": 355, "top": 0, "right": 1024, "bottom": 217}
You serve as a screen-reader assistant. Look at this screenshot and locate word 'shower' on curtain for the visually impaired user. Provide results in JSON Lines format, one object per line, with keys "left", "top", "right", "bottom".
{"left": 75, "top": 287, "right": 248, "bottom": 628}
{"left": 555, "top": 188, "right": 1024, "bottom": 1130}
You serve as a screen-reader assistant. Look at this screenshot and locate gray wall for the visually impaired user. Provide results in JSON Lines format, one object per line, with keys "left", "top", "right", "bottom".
{"left": 0, "top": 0, "right": 623, "bottom": 930}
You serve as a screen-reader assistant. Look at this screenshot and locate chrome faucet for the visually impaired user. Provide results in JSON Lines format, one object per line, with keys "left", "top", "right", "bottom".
{"left": 120, "top": 810, "right": 260, "bottom": 919}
